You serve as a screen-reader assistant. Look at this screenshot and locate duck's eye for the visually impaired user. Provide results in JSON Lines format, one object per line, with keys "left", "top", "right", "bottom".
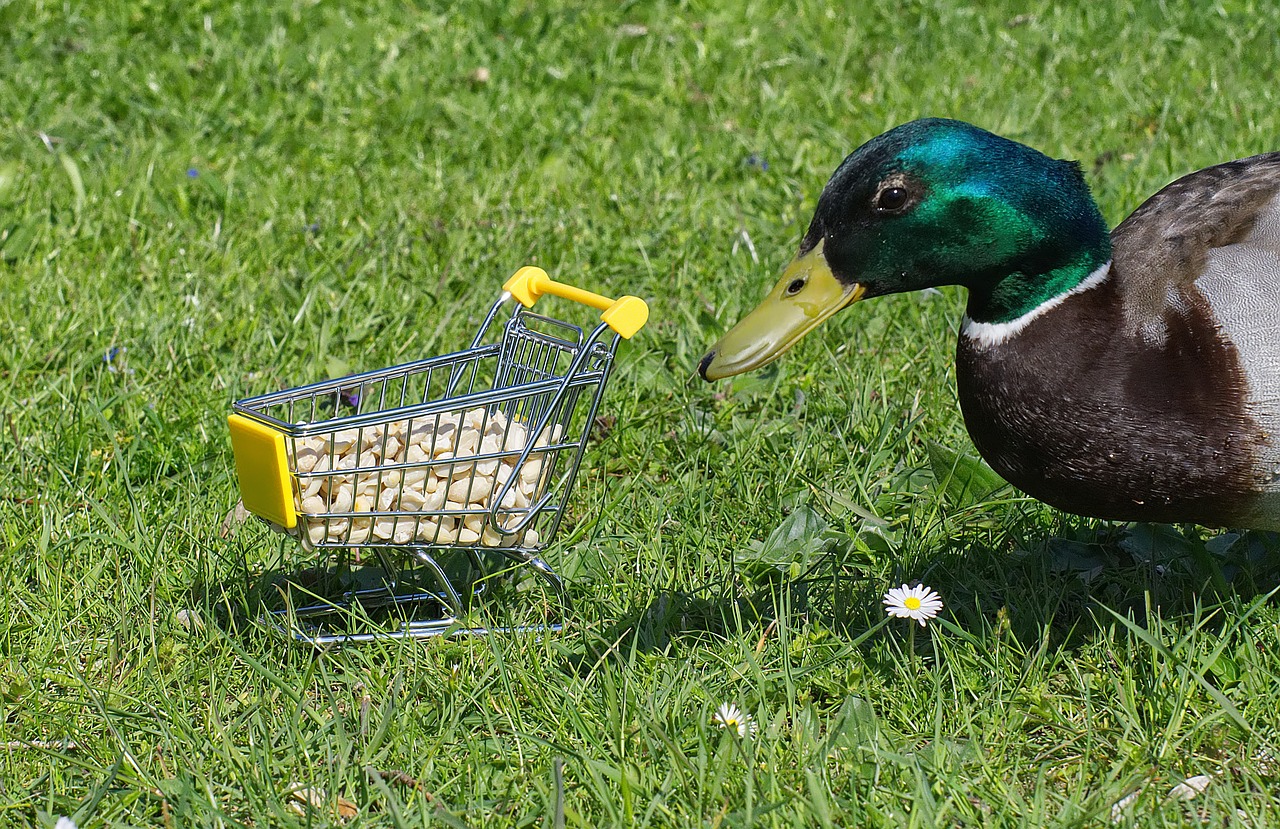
{"left": 786, "top": 277, "right": 806, "bottom": 295}
{"left": 875, "top": 186, "right": 909, "bottom": 212}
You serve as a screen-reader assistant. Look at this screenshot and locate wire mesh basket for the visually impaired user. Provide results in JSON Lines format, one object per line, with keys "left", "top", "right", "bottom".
{"left": 227, "top": 267, "right": 648, "bottom": 644}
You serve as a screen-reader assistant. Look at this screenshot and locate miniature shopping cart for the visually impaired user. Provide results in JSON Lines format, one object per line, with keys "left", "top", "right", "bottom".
{"left": 227, "top": 267, "right": 648, "bottom": 644}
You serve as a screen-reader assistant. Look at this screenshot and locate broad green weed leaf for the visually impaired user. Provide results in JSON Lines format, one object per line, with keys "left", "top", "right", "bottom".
{"left": 824, "top": 695, "right": 877, "bottom": 757}
{"left": 0, "top": 220, "right": 40, "bottom": 261}
{"left": 734, "top": 505, "right": 848, "bottom": 578}
{"left": 58, "top": 152, "right": 86, "bottom": 216}
{"left": 1118, "top": 523, "right": 1199, "bottom": 565}
{"left": 0, "top": 161, "right": 19, "bottom": 203}
{"left": 1045, "top": 537, "right": 1109, "bottom": 584}
{"left": 926, "top": 441, "right": 1006, "bottom": 507}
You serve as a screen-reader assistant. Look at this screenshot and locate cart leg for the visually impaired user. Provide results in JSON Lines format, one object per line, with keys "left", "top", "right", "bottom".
{"left": 506, "top": 551, "right": 570, "bottom": 612}
{"left": 460, "top": 545, "right": 493, "bottom": 599}
{"left": 257, "top": 546, "right": 569, "bottom": 646}
{"left": 370, "top": 545, "right": 467, "bottom": 617}
{"left": 369, "top": 546, "right": 401, "bottom": 592}
{"left": 411, "top": 547, "right": 467, "bottom": 619}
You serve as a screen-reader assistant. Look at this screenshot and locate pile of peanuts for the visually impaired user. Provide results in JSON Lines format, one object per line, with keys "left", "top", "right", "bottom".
{"left": 290, "top": 407, "right": 560, "bottom": 549}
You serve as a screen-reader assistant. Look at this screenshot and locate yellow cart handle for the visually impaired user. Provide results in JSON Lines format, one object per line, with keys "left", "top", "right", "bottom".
{"left": 503, "top": 267, "right": 649, "bottom": 339}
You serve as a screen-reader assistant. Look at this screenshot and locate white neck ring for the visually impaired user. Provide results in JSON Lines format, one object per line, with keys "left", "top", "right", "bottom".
{"left": 960, "top": 260, "right": 1112, "bottom": 348}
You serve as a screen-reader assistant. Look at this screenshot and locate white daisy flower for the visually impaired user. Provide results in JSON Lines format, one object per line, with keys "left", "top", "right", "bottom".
{"left": 882, "top": 584, "right": 943, "bottom": 626}
{"left": 56, "top": 819, "right": 78, "bottom": 829}
{"left": 712, "top": 703, "right": 757, "bottom": 737}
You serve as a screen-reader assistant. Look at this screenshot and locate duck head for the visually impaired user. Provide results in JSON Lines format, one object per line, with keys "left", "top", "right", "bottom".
{"left": 698, "top": 118, "right": 1111, "bottom": 380}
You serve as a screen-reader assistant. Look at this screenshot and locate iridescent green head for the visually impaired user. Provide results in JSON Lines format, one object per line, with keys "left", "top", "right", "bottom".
{"left": 699, "top": 118, "right": 1111, "bottom": 380}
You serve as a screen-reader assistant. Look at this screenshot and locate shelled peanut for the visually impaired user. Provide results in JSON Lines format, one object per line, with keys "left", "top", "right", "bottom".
{"left": 290, "top": 407, "right": 561, "bottom": 549}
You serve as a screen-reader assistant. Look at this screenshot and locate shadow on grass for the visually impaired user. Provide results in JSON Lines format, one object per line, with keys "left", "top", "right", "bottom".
{"left": 926, "top": 523, "right": 1280, "bottom": 648}
{"left": 565, "top": 556, "right": 887, "bottom": 671}
{"left": 567, "top": 522, "right": 1280, "bottom": 671}
{"left": 191, "top": 543, "right": 569, "bottom": 646}
{"left": 201, "top": 516, "right": 1279, "bottom": 657}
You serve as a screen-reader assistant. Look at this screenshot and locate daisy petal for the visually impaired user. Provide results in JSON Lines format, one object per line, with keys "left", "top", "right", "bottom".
{"left": 882, "top": 583, "right": 944, "bottom": 624}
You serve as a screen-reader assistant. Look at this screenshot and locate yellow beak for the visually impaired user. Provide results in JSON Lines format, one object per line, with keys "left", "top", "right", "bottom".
{"left": 698, "top": 240, "right": 866, "bottom": 380}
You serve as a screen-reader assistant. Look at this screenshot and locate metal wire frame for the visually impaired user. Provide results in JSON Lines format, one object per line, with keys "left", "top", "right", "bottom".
{"left": 232, "top": 292, "right": 625, "bottom": 644}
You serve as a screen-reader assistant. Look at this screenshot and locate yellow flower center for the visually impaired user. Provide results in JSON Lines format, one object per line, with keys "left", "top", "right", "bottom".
{"left": 904, "top": 597, "right": 922, "bottom": 610}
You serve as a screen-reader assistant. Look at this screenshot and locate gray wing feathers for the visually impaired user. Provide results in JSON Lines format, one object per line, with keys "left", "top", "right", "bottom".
{"left": 1186, "top": 160, "right": 1280, "bottom": 495}
{"left": 1110, "top": 152, "right": 1280, "bottom": 335}
{"left": 1111, "top": 152, "right": 1280, "bottom": 497}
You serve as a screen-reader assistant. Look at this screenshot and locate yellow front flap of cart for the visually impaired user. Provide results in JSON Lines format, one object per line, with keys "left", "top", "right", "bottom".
{"left": 228, "top": 414, "right": 297, "bottom": 529}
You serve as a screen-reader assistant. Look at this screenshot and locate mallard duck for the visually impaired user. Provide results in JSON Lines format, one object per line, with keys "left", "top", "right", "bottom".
{"left": 699, "top": 118, "right": 1280, "bottom": 531}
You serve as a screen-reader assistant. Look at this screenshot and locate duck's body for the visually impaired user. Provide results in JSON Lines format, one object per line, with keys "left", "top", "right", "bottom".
{"left": 699, "top": 119, "right": 1280, "bottom": 531}
{"left": 957, "top": 260, "right": 1280, "bottom": 529}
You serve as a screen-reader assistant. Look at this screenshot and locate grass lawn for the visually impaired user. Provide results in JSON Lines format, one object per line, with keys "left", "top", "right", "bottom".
{"left": 4, "top": 0, "right": 1280, "bottom": 825}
